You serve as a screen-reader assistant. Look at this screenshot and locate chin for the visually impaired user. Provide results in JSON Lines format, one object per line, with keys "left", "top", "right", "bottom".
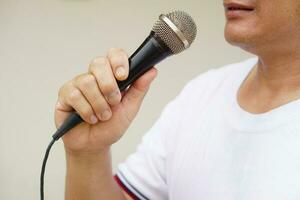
{"left": 224, "top": 23, "right": 259, "bottom": 54}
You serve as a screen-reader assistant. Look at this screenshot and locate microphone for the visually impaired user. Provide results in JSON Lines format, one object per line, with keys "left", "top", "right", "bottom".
{"left": 52, "top": 10, "right": 197, "bottom": 141}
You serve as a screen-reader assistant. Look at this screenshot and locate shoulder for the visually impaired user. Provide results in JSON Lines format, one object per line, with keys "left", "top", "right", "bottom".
{"left": 151, "top": 57, "right": 258, "bottom": 129}
{"left": 159, "top": 57, "right": 258, "bottom": 150}
{"left": 160, "top": 57, "right": 258, "bottom": 123}
{"left": 178, "top": 57, "right": 258, "bottom": 100}
{"left": 185, "top": 57, "right": 257, "bottom": 92}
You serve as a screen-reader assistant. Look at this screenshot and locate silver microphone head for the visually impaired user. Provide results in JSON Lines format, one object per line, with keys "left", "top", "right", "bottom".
{"left": 152, "top": 10, "right": 197, "bottom": 54}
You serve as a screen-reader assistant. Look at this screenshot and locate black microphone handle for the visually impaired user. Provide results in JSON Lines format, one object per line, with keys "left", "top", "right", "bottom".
{"left": 52, "top": 32, "right": 172, "bottom": 140}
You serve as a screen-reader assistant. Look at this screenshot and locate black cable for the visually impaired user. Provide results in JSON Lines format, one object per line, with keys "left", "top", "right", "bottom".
{"left": 40, "top": 113, "right": 82, "bottom": 200}
{"left": 40, "top": 138, "right": 56, "bottom": 200}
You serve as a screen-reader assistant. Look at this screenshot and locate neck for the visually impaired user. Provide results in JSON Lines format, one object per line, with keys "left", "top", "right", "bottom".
{"left": 255, "top": 50, "right": 300, "bottom": 93}
{"left": 237, "top": 49, "right": 300, "bottom": 114}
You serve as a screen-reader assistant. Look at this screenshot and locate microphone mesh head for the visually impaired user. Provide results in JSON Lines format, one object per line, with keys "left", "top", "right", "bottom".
{"left": 152, "top": 11, "right": 197, "bottom": 54}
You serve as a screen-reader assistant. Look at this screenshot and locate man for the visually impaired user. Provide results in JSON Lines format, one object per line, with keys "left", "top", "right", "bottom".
{"left": 55, "top": 0, "right": 300, "bottom": 199}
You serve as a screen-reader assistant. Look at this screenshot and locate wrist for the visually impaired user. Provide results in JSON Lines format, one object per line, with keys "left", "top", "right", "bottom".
{"left": 65, "top": 147, "right": 111, "bottom": 166}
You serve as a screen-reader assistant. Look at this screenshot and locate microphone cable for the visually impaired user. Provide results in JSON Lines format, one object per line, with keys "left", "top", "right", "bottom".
{"left": 40, "top": 138, "right": 55, "bottom": 200}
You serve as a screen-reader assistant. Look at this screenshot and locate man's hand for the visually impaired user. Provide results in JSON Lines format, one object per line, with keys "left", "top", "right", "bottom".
{"left": 55, "top": 48, "right": 157, "bottom": 156}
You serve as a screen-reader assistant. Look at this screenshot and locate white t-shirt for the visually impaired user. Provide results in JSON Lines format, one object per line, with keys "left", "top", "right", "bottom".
{"left": 115, "top": 58, "right": 300, "bottom": 200}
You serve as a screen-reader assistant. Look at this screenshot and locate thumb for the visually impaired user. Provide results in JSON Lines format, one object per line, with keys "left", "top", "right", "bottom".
{"left": 121, "top": 67, "right": 158, "bottom": 120}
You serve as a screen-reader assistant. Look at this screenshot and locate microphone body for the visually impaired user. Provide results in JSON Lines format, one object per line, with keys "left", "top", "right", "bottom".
{"left": 52, "top": 31, "right": 172, "bottom": 140}
{"left": 118, "top": 31, "right": 172, "bottom": 91}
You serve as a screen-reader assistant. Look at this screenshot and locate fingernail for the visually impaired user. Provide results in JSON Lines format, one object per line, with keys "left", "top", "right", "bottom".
{"left": 101, "top": 110, "right": 112, "bottom": 121}
{"left": 116, "top": 66, "right": 126, "bottom": 78}
{"left": 90, "top": 115, "right": 98, "bottom": 124}
{"left": 108, "top": 91, "right": 120, "bottom": 103}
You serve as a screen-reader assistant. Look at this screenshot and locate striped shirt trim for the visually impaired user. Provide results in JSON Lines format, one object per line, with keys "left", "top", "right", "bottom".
{"left": 114, "top": 175, "right": 140, "bottom": 200}
{"left": 116, "top": 170, "right": 149, "bottom": 200}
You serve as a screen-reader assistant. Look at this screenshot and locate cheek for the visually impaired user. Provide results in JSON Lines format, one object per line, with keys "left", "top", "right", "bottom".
{"left": 256, "top": 0, "right": 300, "bottom": 35}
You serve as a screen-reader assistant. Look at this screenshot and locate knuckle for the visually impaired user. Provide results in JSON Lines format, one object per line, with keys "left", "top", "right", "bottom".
{"left": 118, "top": 49, "right": 128, "bottom": 58}
{"left": 80, "top": 75, "right": 95, "bottom": 88}
{"left": 88, "top": 65, "right": 98, "bottom": 76}
{"left": 90, "top": 57, "right": 108, "bottom": 68}
{"left": 110, "top": 53, "right": 128, "bottom": 66}
{"left": 108, "top": 48, "right": 127, "bottom": 58}
{"left": 108, "top": 47, "right": 121, "bottom": 53}
{"left": 58, "top": 82, "right": 71, "bottom": 97}
{"left": 118, "top": 49, "right": 128, "bottom": 57}
{"left": 68, "top": 89, "right": 81, "bottom": 102}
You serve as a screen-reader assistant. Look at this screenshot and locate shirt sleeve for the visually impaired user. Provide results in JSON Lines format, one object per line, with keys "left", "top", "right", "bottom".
{"left": 115, "top": 98, "right": 176, "bottom": 200}
{"left": 115, "top": 69, "right": 217, "bottom": 200}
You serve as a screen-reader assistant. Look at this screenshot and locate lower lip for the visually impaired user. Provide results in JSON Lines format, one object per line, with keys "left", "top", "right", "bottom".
{"left": 225, "top": 9, "right": 254, "bottom": 19}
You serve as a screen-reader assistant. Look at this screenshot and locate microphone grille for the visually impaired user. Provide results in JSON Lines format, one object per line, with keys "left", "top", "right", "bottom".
{"left": 152, "top": 11, "right": 197, "bottom": 54}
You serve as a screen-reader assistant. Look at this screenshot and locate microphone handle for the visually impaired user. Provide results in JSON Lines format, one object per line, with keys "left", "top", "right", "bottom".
{"left": 52, "top": 32, "right": 172, "bottom": 140}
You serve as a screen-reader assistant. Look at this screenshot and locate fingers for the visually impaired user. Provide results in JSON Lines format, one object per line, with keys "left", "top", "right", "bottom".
{"left": 73, "top": 74, "right": 112, "bottom": 121}
{"left": 107, "top": 48, "right": 129, "bottom": 81}
{"left": 58, "top": 83, "right": 98, "bottom": 124}
{"left": 89, "top": 57, "right": 122, "bottom": 106}
{"left": 57, "top": 48, "right": 153, "bottom": 126}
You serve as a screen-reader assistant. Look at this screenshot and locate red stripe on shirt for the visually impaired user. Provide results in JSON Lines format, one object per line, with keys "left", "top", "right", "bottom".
{"left": 114, "top": 175, "right": 141, "bottom": 200}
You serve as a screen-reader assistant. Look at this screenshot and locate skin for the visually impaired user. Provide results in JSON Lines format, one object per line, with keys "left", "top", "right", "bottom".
{"left": 56, "top": 1, "right": 300, "bottom": 199}
{"left": 224, "top": 0, "right": 300, "bottom": 113}
{"left": 56, "top": 48, "right": 156, "bottom": 200}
